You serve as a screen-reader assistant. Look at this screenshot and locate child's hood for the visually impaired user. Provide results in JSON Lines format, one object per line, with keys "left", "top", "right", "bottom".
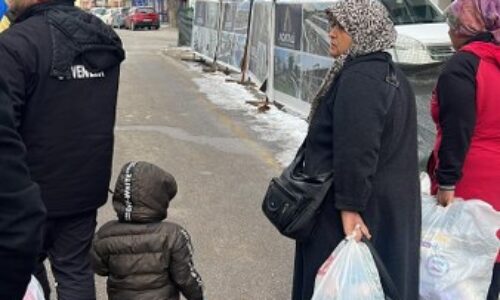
{"left": 112, "top": 161, "right": 177, "bottom": 223}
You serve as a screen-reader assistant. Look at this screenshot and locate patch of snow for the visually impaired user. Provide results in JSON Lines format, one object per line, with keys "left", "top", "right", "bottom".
{"left": 249, "top": 109, "right": 307, "bottom": 166}
{"left": 190, "top": 64, "right": 307, "bottom": 166}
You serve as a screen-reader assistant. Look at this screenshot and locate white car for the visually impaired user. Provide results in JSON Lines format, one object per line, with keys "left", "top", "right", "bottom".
{"left": 90, "top": 7, "right": 108, "bottom": 24}
{"left": 101, "top": 8, "right": 115, "bottom": 26}
{"left": 382, "top": 0, "right": 455, "bottom": 67}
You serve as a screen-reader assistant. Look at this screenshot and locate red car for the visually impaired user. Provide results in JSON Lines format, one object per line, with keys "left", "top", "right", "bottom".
{"left": 125, "top": 7, "right": 160, "bottom": 31}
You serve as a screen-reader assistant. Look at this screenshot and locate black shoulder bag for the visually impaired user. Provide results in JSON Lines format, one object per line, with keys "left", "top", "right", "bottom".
{"left": 262, "top": 60, "right": 399, "bottom": 242}
{"left": 261, "top": 141, "right": 334, "bottom": 241}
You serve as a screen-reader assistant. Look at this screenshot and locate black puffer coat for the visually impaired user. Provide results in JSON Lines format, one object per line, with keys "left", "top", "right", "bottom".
{"left": 90, "top": 162, "right": 204, "bottom": 300}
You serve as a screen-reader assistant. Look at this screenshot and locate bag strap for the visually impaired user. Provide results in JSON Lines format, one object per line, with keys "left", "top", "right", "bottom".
{"left": 362, "top": 237, "right": 402, "bottom": 300}
{"left": 289, "top": 139, "right": 306, "bottom": 172}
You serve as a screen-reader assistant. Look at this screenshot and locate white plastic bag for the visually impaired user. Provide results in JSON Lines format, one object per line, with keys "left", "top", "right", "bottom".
{"left": 23, "top": 276, "right": 45, "bottom": 300}
{"left": 420, "top": 195, "right": 500, "bottom": 300}
{"left": 311, "top": 237, "right": 385, "bottom": 300}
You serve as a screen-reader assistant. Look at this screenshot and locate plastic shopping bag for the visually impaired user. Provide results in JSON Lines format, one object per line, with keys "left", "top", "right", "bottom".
{"left": 311, "top": 237, "right": 385, "bottom": 300}
{"left": 420, "top": 195, "right": 500, "bottom": 300}
{"left": 23, "top": 276, "right": 45, "bottom": 300}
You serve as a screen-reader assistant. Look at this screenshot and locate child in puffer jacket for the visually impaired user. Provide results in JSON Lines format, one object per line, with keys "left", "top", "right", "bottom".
{"left": 90, "top": 161, "right": 204, "bottom": 300}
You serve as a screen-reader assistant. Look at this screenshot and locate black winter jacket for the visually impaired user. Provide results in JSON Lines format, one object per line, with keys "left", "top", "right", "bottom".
{"left": 0, "top": 79, "right": 46, "bottom": 299}
{"left": 91, "top": 162, "right": 204, "bottom": 300}
{"left": 0, "top": 2, "right": 125, "bottom": 217}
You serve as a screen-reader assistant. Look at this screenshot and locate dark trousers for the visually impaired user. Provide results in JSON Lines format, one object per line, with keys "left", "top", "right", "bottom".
{"left": 34, "top": 211, "right": 97, "bottom": 300}
{"left": 488, "top": 263, "right": 499, "bottom": 300}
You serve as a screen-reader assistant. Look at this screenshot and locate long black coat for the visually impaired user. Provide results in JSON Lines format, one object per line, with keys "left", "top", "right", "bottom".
{"left": 292, "top": 52, "right": 421, "bottom": 300}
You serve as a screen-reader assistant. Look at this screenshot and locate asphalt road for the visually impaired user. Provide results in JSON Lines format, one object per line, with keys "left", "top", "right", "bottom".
{"left": 89, "top": 27, "right": 295, "bottom": 300}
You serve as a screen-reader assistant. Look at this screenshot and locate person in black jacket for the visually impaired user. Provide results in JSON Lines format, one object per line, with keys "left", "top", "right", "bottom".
{"left": 292, "top": 0, "right": 420, "bottom": 299}
{"left": 0, "top": 79, "right": 46, "bottom": 299}
{"left": 0, "top": 0, "right": 125, "bottom": 299}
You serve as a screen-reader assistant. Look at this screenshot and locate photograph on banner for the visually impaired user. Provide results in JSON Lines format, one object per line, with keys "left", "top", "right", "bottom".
{"left": 218, "top": 1, "right": 237, "bottom": 66}
{"left": 192, "top": 26, "right": 203, "bottom": 54}
{"left": 192, "top": 26, "right": 218, "bottom": 60}
{"left": 206, "top": 1, "right": 220, "bottom": 30}
{"left": 194, "top": 1, "right": 207, "bottom": 26}
{"left": 274, "top": 47, "right": 301, "bottom": 99}
{"left": 233, "top": 0, "right": 250, "bottom": 35}
{"left": 231, "top": 34, "right": 247, "bottom": 67}
{"left": 193, "top": 26, "right": 209, "bottom": 57}
{"left": 275, "top": 3, "right": 302, "bottom": 50}
{"left": 222, "top": 1, "right": 236, "bottom": 32}
{"left": 207, "top": 30, "right": 218, "bottom": 58}
{"left": 217, "top": 0, "right": 250, "bottom": 70}
{"left": 219, "top": 32, "right": 236, "bottom": 65}
{"left": 302, "top": 2, "right": 330, "bottom": 57}
{"left": 299, "top": 54, "right": 333, "bottom": 103}
{"left": 248, "top": 1, "right": 272, "bottom": 85}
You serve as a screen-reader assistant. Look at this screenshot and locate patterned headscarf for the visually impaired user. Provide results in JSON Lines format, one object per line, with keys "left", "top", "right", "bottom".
{"left": 446, "top": 0, "right": 500, "bottom": 44}
{"left": 308, "top": 0, "right": 397, "bottom": 121}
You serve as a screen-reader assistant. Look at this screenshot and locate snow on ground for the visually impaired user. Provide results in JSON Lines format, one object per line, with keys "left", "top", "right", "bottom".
{"left": 187, "top": 62, "right": 307, "bottom": 166}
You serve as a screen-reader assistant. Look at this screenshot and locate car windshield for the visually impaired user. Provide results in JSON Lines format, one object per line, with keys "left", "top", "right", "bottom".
{"left": 137, "top": 8, "right": 155, "bottom": 13}
{"left": 380, "top": 0, "right": 446, "bottom": 25}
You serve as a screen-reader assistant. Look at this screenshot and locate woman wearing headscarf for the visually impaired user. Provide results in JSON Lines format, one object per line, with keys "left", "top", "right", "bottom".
{"left": 426, "top": 0, "right": 500, "bottom": 298}
{"left": 293, "top": 0, "right": 420, "bottom": 299}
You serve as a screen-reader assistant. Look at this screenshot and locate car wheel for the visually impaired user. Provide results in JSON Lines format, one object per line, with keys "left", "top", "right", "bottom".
{"left": 154, "top": 25, "right": 159, "bottom": 30}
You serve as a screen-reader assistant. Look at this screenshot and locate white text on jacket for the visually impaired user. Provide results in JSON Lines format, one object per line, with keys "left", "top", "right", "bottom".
{"left": 71, "top": 65, "right": 105, "bottom": 79}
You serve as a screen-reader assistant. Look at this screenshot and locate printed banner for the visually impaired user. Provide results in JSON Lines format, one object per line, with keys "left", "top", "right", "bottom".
{"left": 192, "top": 0, "right": 221, "bottom": 61}
{"left": 273, "top": 2, "right": 334, "bottom": 104}
{"left": 248, "top": 0, "right": 272, "bottom": 86}
{"left": 275, "top": 4, "right": 302, "bottom": 51}
{"left": 217, "top": 0, "right": 251, "bottom": 70}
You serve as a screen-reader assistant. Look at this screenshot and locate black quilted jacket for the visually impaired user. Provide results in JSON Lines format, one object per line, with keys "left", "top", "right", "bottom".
{"left": 90, "top": 162, "right": 204, "bottom": 300}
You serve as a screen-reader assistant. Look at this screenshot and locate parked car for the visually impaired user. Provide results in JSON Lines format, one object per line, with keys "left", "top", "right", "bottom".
{"left": 111, "top": 7, "right": 129, "bottom": 29}
{"left": 89, "top": 7, "right": 108, "bottom": 23}
{"left": 381, "top": 0, "right": 455, "bottom": 68}
{"left": 125, "top": 6, "right": 160, "bottom": 31}
{"left": 102, "top": 8, "right": 114, "bottom": 26}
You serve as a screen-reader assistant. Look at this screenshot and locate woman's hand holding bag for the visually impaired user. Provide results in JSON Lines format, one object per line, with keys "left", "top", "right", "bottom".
{"left": 340, "top": 211, "right": 371, "bottom": 242}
